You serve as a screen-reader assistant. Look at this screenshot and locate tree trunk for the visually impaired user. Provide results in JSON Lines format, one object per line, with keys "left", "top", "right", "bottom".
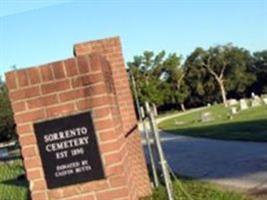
{"left": 180, "top": 103, "right": 186, "bottom": 112}
{"left": 218, "top": 80, "right": 227, "bottom": 107}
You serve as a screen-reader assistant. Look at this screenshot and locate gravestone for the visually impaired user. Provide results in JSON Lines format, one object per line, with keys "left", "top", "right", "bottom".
{"left": 240, "top": 99, "right": 248, "bottom": 110}
{"left": 6, "top": 37, "right": 151, "bottom": 200}
{"left": 251, "top": 95, "right": 261, "bottom": 107}
{"left": 261, "top": 95, "right": 267, "bottom": 105}
{"left": 230, "top": 107, "right": 238, "bottom": 115}
{"left": 175, "top": 120, "right": 185, "bottom": 125}
{"left": 227, "top": 99, "right": 238, "bottom": 106}
{"left": 201, "top": 112, "right": 214, "bottom": 122}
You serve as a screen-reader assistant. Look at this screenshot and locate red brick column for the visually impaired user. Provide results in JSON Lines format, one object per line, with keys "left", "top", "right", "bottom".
{"left": 5, "top": 50, "right": 150, "bottom": 199}
{"left": 74, "top": 37, "right": 152, "bottom": 198}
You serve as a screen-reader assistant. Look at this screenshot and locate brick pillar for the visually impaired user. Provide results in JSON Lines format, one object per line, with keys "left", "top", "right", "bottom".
{"left": 74, "top": 37, "right": 152, "bottom": 198}
{"left": 5, "top": 50, "right": 150, "bottom": 200}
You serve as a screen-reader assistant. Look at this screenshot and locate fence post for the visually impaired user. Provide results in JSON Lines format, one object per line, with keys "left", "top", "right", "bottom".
{"left": 140, "top": 106, "right": 159, "bottom": 187}
{"left": 145, "top": 102, "right": 174, "bottom": 200}
{"left": 129, "top": 73, "right": 159, "bottom": 187}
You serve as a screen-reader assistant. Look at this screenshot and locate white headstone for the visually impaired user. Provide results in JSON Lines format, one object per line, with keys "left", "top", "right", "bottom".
{"left": 227, "top": 99, "right": 238, "bottom": 106}
{"left": 261, "top": 94, "right": 267, "bottom": 104}
{"left": 175, "top": 120, "right": 185, "bottom": 125}
{"left": 230, "top": 107, "right": 238, "bottom": 115}
{"left": 251, "top": 95, "right": 261, "bottom": 107}
{"left": 201, "top": 112, "right": 214, "bottom": 122}
{"left": 240, "top": 99, "right": 248, "bottom": 110}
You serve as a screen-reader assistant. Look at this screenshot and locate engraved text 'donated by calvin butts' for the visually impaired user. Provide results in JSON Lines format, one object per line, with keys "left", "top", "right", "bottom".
{"left": 34, "top": 111, "right": 105, "bottom": 189}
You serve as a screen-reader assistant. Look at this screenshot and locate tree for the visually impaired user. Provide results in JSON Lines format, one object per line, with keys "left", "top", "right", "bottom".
{"left": 0, "top": 78, "right": 16, "bottom": 142}
{"left": 127, "top": 51, "right": 166, "bottom": 107}
{"left": 128, "top": 51, "right": 190, "bottom": 111}
{"left": 184, "top": 44, "right": 255, "bottom": 107}
{"left": 222, "top": 46, "right": 256, "bottom": 98}
{"left": 161, "top": 53, "right": 189, "bottom": 111}
{"left": 184, "top": 48, "right": 221, "bottom": 107}
{"left": 203, "top": 46, "right": 229, "bottom": 106}
{"left": 251, "top": 50, "right": 267, "bottom": 94}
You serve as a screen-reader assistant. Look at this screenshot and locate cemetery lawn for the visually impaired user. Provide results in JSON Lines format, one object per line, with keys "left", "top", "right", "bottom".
{"left": 158, "top": 104, "right": 267, "bottom": 142}
{"left": 0, "top": 159, "right": 29, "bottom": 200}
{"left": 147, "top": 180, "right": 251, "bottom": 200}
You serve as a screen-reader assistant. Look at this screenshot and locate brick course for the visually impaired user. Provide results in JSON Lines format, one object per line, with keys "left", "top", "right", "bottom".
{"left": 6, "top": 37, "right": 151, "bottom": 200}
{"left": 74, "top": 37, "right": 152, "bottom": 198}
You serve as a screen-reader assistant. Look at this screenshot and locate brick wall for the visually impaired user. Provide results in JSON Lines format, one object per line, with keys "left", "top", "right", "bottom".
{"left": 74, "top": 37, "right": 152, "bottom": 198}
{"left": 5, "top": 37, "right": 151, "bottom": 200}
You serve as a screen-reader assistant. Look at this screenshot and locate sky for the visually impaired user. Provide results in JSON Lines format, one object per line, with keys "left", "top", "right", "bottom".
{"left": 0, "top": 0, "right": 266, "bottom": 78}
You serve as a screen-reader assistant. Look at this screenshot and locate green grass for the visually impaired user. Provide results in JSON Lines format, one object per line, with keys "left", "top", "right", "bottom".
{"left": 145, "top": 180, "right": 250, "bottom": 200}
{"left": 0, "top": 159, "right": 29, "bottom": 200}
{"left": 0, "top": 160, "right": 251, "bottom": 200}
{"left": 0, "top": 154, "right": 254, "bottom": 200}
{"left": 159, "top": 104, "right": 267, "bottom": 142}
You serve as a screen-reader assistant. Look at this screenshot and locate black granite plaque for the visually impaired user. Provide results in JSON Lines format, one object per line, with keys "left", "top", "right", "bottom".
{"left": 33, "top": 111, "right": 105, "bottom": 189}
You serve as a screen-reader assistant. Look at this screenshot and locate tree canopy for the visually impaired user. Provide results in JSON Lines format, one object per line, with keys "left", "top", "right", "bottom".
{"left": 127, "top": 51, "right": 189, "bottom": 110}
{"left": 184, "top": 44, "right": 256, "bottom": 106}
{"left": 250, "top": 50, "right": 267, "bottom": 94}
{"left": 0, "top": 79, "right": 16, "bottom": 142}
{"left": 127, "top": 44, "right": 266, "bottom": 110}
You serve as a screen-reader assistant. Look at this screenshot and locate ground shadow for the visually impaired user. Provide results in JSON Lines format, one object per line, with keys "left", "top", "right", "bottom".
{"left": 165, "top": 118, "right": 267, "bottom": 142}
{"left": 0, "top": 155, "right": 22, "bottom": 163}
{"left": 1, "top": 174, "right": 28, "bottom": 188}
